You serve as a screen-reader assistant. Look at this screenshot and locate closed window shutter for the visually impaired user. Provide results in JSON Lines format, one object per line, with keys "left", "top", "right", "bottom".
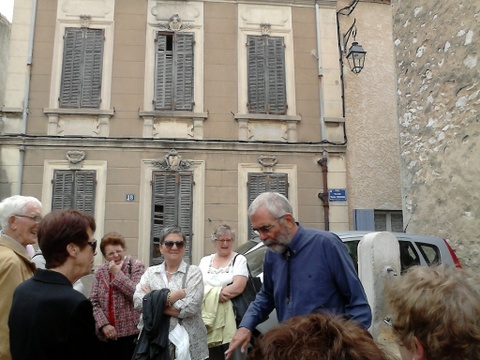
{"left": 267, "top": 37, "right": 287, "bottom": 114}
{"left": 60, "top": 29, "right": 83, "bottom": 108}
{"left": 247, "top": 36, "right": 266, "bottom": 113}
{"left": 155, "top": 33, "right": 174, "bottom": 110}
{"left": 154, "top": 32, "right": 194, "bottom": 111}
{"left": 52, "top": 170, "right": 96, "bottom": 216}
{"left": 247, "top": 35, "right": 287, "bottom": 114}
{"left": 174, "top": 33, "right": 194, "bottom": 111}
{"left": 353, "top": 209, "right": 375, "bottom": 231}
{"left": 60, "top": 28, "right": 103, "bottom": 109}
{"left": 81, "top": 29, "right": 104, "bottom": 108}
{"left": 52, "top": 170, "right": 75, "bottom": 210}
{"left": 74, "top": 171, "right": 96, "bottom": 214}
{"left": 151, "top": 172, "right": 193, "bottom": 265}
{"left": 247, "top": 173, "right": 289, "bottom": 238}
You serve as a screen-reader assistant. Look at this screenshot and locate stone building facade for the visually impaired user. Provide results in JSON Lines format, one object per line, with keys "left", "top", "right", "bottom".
{"left": 1, "top": 0, "right": 400, "bottom": 266}
{"left": 0, "top": 14, "right": 11, "bottom": 108}
{"left": 393, "top": 0, "right": 480, "bottom": 269}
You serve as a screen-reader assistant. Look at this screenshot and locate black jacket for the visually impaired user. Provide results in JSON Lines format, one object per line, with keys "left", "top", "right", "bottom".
{"left": 9, "top": 269, "right": 101, "bottom": 360}
{"left": 132, "top": 289, "right": 171, "bottom": 360}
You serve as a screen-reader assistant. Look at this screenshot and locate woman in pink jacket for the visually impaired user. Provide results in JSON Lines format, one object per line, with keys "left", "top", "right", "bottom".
{"left": 90, "top": 231, "right": 145, "bottom": 360}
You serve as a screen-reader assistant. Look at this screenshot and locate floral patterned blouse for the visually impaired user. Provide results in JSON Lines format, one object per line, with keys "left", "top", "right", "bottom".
{"left": 133, "top": 261, "right": 208, "bottom": 360}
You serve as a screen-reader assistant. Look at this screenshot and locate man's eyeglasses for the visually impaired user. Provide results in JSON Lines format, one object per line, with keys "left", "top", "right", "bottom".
{"left": 87, "top": 241, "right": 97, "bottom": 252}
{"left": 14, "top": 214, "right": 43, "bottom": 223}
{"left": 163, "top": 241, "right": 185, "bottom": 249}
{"left": 215, "top": 239, "right": 233, "bottom": 243}
{"left": 254, "top": 224, "right": 274, "bottom": 234}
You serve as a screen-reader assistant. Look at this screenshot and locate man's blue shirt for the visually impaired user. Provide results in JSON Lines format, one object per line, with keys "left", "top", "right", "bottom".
{"left": 239, "top": 225, "right": 372, "bottom": 329}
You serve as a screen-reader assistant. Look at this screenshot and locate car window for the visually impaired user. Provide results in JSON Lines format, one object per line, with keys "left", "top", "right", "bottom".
{"left": 342, "top": 240, "right": 360, "bottom": 273}
{"left": 415, "top": 242, "right": 440, "bottom": 266}
{"left": 244, "top": 245, "right": 268, "bottom": 278}
{"left": 399, "top": 240, "right": 421, "bottom": 273}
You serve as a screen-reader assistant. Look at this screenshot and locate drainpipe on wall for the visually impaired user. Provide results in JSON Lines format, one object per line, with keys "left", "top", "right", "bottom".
{"left": 317, "top": 152, "right": 329, "bottom": 231}
{"left": 315, "top": 3, "right": 330, "bottom": 230}
{"left": 16, "top": 0, "right": 38, "bottom": 195}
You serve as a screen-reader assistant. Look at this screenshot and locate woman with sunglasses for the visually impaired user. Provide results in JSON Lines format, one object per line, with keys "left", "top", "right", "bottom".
{"left": 198, "top": 224, "right": 248, "bottom": 360}
{"left": 133, "top": 226, "right": 208, "bottom": 360}
{"left": 90, "top": 232, "right": 145, "bottom": 360}
{"left": 9, "top": 209, "right": 101, "bottom": 360}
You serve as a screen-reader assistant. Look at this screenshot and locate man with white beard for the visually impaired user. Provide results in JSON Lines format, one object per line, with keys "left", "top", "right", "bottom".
{"left": 225, "top": 192, "right": 371, "bottom": 358}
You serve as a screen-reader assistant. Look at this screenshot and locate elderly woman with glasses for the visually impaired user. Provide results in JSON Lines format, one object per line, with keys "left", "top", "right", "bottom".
{"left": 198, "top": 224, "right": 248, "bottom": 360}
{"left": 90, "top": 232, "right": 145, "bottom": 360}
{"left": 133, "top": 226, "right": 208, "bottom": 360}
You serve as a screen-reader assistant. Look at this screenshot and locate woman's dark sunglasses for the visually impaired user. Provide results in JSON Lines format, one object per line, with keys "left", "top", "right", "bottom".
{"left": 163, "top": 241, "right": 185, "bottom": 249}
{"left": 87, "top": 241, "right": 97, "bottom": 252}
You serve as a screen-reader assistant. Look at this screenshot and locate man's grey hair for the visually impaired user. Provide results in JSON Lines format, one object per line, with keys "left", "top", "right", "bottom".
{"left": 248, "top": 192, "right": 293, "bottom": 220}
{"left": 0, "top": 195, "right": 42, "bottom": 230}
{"left": 211, "top": 224, "right": 236, "bottom": 242}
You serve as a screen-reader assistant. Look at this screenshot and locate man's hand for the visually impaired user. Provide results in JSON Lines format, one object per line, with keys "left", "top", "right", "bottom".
{"left": 225, "top": 327, "right": 251, "bottom": 359}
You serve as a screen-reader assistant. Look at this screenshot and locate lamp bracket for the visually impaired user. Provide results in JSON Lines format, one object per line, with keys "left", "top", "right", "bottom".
{"left": 343, "top": 18, "right": 357, "bottom": 54}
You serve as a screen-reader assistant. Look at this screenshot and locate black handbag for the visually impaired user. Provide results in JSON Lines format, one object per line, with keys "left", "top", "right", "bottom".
{"left": 230, "top": 254, "right": 262, "bottom": 325}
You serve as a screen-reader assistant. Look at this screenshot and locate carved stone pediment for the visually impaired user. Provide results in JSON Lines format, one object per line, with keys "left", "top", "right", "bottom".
{"left": 151, "top": 149, "right": 191, "bottom": 171}
{"left": 66, "top": 150, "right": 86, "bottom": 164}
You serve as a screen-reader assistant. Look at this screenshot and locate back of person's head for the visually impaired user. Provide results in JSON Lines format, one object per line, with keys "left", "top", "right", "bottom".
{"left": 386, "top": 265, "right": 480, "bottom": 360}
{"left": 211, "top": 224, "right": 236, "bottom": 242}
{"left": 0, "top": 195, "right": 42, "bottom": 230}
{"left": 38, "top": 209, "right": 96, "bottom": 269}
{"left": 100, "top": 231, "right": 126, "bottom": 257}
{"left": 248, "top": 192, "right": 293, "bottom": 219}
{"left": 247, "top": 313, "right": 392, "bottom": 360}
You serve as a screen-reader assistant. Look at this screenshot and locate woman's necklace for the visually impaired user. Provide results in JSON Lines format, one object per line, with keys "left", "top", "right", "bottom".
{"left": 166, "top": 270, "right": 178, "bottom": 275}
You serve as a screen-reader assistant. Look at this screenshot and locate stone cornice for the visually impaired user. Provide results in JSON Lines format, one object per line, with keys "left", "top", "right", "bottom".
{"left": 0, "top": 135, "right": 346, "bottom": 154}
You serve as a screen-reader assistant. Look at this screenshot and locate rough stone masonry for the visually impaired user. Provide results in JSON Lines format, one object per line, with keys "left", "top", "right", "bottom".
{"left": 392, "top": 0, "right": 480, "bottom": 270}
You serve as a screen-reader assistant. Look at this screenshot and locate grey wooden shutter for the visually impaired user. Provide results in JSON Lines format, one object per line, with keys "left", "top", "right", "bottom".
{"left": 81, "top": 29, "right": 104, "bottom": 108}
{"left": 155, "top": 32, "right": 194, "bottom": 111}
{"left": 151, "top": 172, "right": 193, "bottom": 265}
{"left": 60, "top": 28, "right": 83, "bottom": 108}
{"left": 174, "top": 33, "right": 194, "bottom": 111}
{"left": 267, "top": 37, "right": 287, "bottom": 114}
{"left": 60, "top": 27, "right": 103, "bottom": 109}
{"left": 155, "top": 33, "right": 174, "bottom": 110}
{"left": 247, "top": 35, "right": 287, "bottom": 114}
{"left": 52, "top": 170, "right": 96, "bottom": 215}
{"left": 247, "top": 36, "right": 266, "bottom": 113}
{"left": 247, "top": 173, "right": 289, "bottom": 238}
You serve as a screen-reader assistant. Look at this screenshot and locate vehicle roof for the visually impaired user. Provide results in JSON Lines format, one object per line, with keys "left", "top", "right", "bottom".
{"left": 332, "top": 231, "right": 447, "bottom": 245}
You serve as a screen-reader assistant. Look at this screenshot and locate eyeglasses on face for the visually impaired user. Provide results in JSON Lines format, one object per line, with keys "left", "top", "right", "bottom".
{"left": 215, "top": 239, "right": 233, "bottom": 243}
{"left": 254, "top": 224, "right": 274, "bottom": 234}
{"left": 87, "top": 241, "right": 97, "bottom": 252}
{"left": 14, "top": 214, "right": 43, "bottom": 223}
{"left": 163, "top": 241, "right": 185, "bottom": 249}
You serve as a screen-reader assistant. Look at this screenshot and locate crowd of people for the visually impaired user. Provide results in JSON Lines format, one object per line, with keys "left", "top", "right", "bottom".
{"left": 0, "top": 192, "right": 479, "bottom": 360}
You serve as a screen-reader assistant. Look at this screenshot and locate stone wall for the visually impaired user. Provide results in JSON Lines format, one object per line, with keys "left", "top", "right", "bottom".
{"left": 0, "top": 14, "right": 11, "bottom": 107}
{"left": 392, "top": 0, "right": 480, "bottom": 269}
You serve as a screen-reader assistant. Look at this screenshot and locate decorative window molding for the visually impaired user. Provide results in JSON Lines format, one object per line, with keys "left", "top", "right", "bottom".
{"left": 46, "top": 0, "right": 115, "bottom": 136}
{"left": 42, "top": 157, "right": 107, "bottom": 266}
{"left": 139, "top": 155, "right": 205, "bottom": 266}
{"left": 237, "top": 162, "right": 298, "bottom": 245}
{"left": 141, "top": 1, "right": 205, "bottom": 139}
{"left": 236, "top": 4, "right": 297, "bottom": 142}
